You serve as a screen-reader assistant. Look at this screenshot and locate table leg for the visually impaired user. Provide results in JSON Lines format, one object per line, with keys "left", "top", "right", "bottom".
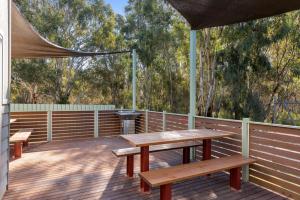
{"left": 230, "top": 167, "right": 241, "bottom": 190}
{"left": 203, "top": 139, "right": 211, "bottom": 160}
{"left": 126, "top": 155, "right": 134, "bottom": 177}
{"left": 140, "top": 146, "right": 150, "bottom": 192}
{"left": 183, "top": 147, "right": 190, "bottom": 164}
{"left": 160, "top": 184, "right": 172, "bottom": 200}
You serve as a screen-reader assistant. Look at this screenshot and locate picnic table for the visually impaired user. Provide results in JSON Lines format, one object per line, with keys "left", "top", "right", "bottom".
{"left": 121, "top": 129, "right": 236, "bottom": 192}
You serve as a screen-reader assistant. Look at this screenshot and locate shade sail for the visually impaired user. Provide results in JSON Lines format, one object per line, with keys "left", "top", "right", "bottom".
{"left": 167, "top": 0, "right": 300, "bottom": 30}
{"left": 12, "top": 3, "right": 130, "bottom": 59}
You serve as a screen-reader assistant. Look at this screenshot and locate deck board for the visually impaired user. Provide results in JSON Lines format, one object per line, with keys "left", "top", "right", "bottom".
{"left": 4, "top": 136, "right": 287, "bottom": 200}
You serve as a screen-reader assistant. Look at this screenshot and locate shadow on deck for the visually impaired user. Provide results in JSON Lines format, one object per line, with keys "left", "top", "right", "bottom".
{"left": 4, "top": 136, "right": 287, "bottom": 200}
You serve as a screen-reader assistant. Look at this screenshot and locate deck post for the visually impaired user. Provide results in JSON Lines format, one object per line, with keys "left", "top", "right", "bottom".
{"left": 188, "top": 113, "right": 196, "bottom": 160}
{"left": 242, "top": 118, "right": 250, "bottom": 182}
{"left": 132, "top": 49, "right": 137, "bottom": 110}
{"left": 145, "top": 109, "right": 149, "bottom": 133}
{"left": 47, "top": 111, "right": 52, "bottom": 142}
{"left": 94, "top": 110, "right": 99, "bottom": 138}
{"left": 163, "top": 111, "right": 166, "bottom": 131}
{"left": 189, "top": 30, "right": 197, "bottom": 161}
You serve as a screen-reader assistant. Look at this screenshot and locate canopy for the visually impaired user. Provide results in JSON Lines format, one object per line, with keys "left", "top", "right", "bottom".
{"left": 12, "top": 3, "right": 130, "bottom": 59}
{"left": 167, "top": 0, "right": 300, "bottom": 30}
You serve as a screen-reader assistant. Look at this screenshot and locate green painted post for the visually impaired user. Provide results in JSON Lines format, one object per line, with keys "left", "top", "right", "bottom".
{"left": 132, "top": 49, "right": 137, "bottom": 110}
{"left": 189, "top": 30, "right": 197, "bottom": 160}
{"left": 145, "top": 109, "right": 149, "bottom": 133}
{"left": 47, "top": 111, "right": 52, "bottom": 142}
{"left": 94, "top": 110, "right": 99, "bottom": 138}
{"left": 189, "top": 30, "right": 197, "bottom": 125}
{"left": 242, "top": 118, "right": 250, "bottom": 182}
{"left": 163, "top": 111, "right": 166, "bottom": 131}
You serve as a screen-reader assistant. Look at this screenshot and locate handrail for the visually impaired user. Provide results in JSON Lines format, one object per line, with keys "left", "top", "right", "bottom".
{"left": 250, "top": 121, "right": 300, "bottom": 130}
{"left": 195, "top": 115, "right": 242, "bottom": 123}
{"left": 10, "top": 103, "right": 115, "bottom": 112}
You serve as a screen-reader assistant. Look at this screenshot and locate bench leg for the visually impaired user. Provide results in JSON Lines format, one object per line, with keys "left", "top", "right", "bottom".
{"left": 230, "top": 167, "right": 241, "bottom": 190}
{"left": 183, "top": 147, "right": 190, "bottom": 164}
{"left": 203, "top": 139, "right": 211, "bottom": 160}
{"left": 14, "top": 142, "right": 22, "bottom": 158}
{"left": 160, "top": 184, "right": 171, "bottom": 200}
{"left": 140, "top": 146, "right": 150, "bottom": 192}
{"left": 23, "top": 140, "right": 29, "bottom": 147}
{"left": 126, "top": 155, "right": 134, "bottom": 177}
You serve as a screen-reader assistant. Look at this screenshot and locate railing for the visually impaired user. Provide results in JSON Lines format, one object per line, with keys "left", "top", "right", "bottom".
{"left": 10, "top": 106, "right": 300, "bottom": 199}
{"left": 249, "top": 122, "right": 300, "bottom": 199}
{"left": 10, "top": 104, "right": 116, "bottom": 142}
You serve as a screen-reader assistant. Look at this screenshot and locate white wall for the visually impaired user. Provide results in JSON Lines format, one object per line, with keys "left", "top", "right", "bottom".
{"left": 0, "top": 0, "right": 11, "bottom": 199}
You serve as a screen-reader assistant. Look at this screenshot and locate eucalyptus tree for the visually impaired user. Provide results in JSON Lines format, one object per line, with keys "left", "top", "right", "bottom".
{"left": 125, "top": 0, "right": 190, "bottom": 112}
{"left": 12, "top": 0, "right": 121, "bottom": 104}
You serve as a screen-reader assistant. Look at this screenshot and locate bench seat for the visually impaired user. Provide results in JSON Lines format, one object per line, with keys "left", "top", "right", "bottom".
{"left": 139, "top": 155, "right": 256, "bottom": 200}
{"left": 10, "top": 129, "right": 33, "bottom": 158}
{"left": 112, "top": 141, "right": 202, "bottom": 177}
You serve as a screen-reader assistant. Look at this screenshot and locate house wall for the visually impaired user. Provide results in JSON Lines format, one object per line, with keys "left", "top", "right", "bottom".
{"left": 0, "top": 0, "right": 11, "bottom": 199}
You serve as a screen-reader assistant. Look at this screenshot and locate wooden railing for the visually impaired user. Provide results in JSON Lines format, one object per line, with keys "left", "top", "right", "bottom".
{"left": 10, "top": 104, "right": 116, "bottom": 142}
{"left": 194, "top": 117, "right": 242, "bottom": 160}
{"left": 10, "top": 107, "right": 299, "bottom": 199}
{"left": 249, "top": 122, "right": 300, "bottom": 199}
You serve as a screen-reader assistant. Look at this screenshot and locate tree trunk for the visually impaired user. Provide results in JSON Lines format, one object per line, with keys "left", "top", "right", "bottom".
{"left": 197, "top": 40, "right": 204, "bottom": 116}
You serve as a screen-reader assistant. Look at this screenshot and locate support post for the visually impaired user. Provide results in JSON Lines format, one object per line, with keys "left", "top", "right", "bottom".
{"left": 145, "top": 109, "right": 149, "bottom": 133}
{"left": 189, "top": 30, "right": 197, "bottom": 160}
{"left": 94, "top": 110, "right": 99, "bottom": 138}
{"left": 47, "top": 111, "right": 52, "bottom": 142}
{"left": 188, "top": 30, "right": 197, "bottom": 127}
{"left": 132, "top": 49, "right": 137, "bottom": 110}
{"left": 242, "top": 118, "right": 250, "bottom": 182}
{"left": 163, "top": 111, "right": 166, "bottom": 131}
{"left": 188, "top": 113, "right": 196, "bottom": 160}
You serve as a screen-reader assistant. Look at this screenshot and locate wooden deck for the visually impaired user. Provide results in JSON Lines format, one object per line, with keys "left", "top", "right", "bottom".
{"left": 4, "top": 136, "right": 287, "bottom": 200}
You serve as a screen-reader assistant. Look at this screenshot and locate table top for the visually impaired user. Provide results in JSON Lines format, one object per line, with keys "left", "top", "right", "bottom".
{"left": 121, "top": 129, "right": 236, "bottom": 147}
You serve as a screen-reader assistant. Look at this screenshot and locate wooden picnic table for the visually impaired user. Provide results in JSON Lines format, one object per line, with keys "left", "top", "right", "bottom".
{"left": 121, "top": 129, "right": 236, "bottom": 192}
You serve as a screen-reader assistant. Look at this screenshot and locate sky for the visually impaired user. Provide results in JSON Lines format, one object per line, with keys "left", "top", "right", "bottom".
{"left": 104, "top": 0, "right": 128, "bottom": 15}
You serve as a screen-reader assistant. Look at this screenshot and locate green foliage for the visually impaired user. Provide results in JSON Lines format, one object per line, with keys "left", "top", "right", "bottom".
{"left": 11, "top": 0, "right": 300, "bottom": 124}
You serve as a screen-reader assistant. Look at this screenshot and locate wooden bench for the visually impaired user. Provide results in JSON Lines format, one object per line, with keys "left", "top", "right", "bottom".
{"left": 112, "top": 141, "right": 202, "bottom": 177}
{"left": 139, "top": 155, "right": 256, "bottom": 200}
{"left": 10, "top": 129, "right": 33, "bottom": 158}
